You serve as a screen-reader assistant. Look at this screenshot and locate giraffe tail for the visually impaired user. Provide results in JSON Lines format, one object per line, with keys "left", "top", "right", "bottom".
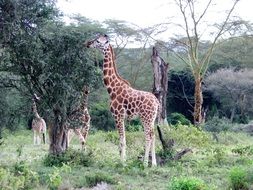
{"left": 42, "top": 133, "right": 46, "bottom": 144}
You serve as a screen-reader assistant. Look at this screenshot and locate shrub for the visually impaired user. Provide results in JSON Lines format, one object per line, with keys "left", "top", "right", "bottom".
{"left": 85, "top": 172, "right": 116, "bottom": 187}
{"left": 126, "top": 118, "right": 142, "bottom": 132}
{"left": 90, "top": 102, "right": 115, "bottom": 131}
{"left": 169, "top": 124, "right": 211, "bottom": 147}
{"left": 168, "top": 177, "right": 208, "bottom": 190}
{"left": 204, "top": 116, "right": 231, "bottom": 133}
{"left": 234, "top": 114, "right": 249, "bottom": 124}
{"left": 13, "top": 161, "right": 39, "bottom": 189}
{"left": 43, "top": 148, "right": 93, "bottom": 167}
{"left": 0, "top": 167, "right": 25, "bottom": 190}
{"left": 116, "top": 159, "right": 145, "bottom": 175}
{"left": 232, "top": 146, "right": 253, "bottom": 156}
{"left": 229, "top": 167, "right": 248, "bottom": 190}
{"left": 169, "top": 112, "right": 191, "bottom": 126}
{"left": 0, "top": 162, "right": 39, "bottom": 190}
{"left": 104, "top": 131, "right": 119, "bottom": 145}
{"left": 16, "top": 144, "right": 24, "bottom": 157}
{"left": 213, "top": 147, "right": 226, "bottom": 165}
{"left": 46, "top": 164, "right": 72, "bottom": 190}
{"left": 157, "top": 148, "right": 175, "bottom": 161}
{"left": 126, "top": 124, "right": 142, "bottom": 132}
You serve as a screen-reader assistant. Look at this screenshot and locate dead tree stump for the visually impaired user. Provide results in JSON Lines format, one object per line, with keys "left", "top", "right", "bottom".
{"left": 151, "top": 47, "right": 169, "bottom": 125}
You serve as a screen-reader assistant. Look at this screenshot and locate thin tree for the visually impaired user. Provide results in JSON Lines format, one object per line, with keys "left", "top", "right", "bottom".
{"left": 173, "top": 0, "right": 240, "bottom": 124}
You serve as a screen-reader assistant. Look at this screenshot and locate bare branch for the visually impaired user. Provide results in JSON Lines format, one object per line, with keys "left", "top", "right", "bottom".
{"left": 196, "top": 0, "right": 213, "bottom": 25}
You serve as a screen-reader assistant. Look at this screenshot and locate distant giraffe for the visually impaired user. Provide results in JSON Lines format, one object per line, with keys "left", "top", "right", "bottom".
{"left": 31, "top": 95, "right": 47, "bottom": 145}
{"left": 67, "top": 86, "right": 91, "bottom": 148}
{"left": 86, "top": 35, "right": 159, "bottom": 166}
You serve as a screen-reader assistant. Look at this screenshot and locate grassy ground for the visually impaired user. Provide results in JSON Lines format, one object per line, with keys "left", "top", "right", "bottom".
{"left": 1, "top": 125, "right": 253, "bottom": 190}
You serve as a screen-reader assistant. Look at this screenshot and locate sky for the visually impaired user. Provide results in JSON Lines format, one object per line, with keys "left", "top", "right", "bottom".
{"left": 57, "top": 0, "right": 253, "bottom": 41}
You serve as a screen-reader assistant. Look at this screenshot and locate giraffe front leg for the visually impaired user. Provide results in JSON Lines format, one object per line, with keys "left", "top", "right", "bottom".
{"left": 115, "top": 118, "right": 126, "bottom": 164}
{"left": 37, "top": 134, "right": 41, "bottom": 145}
{"left": 144, "top": 137, "right": 151, "bottom": 167}
{"left": 81, "top": 123, "right": 90, "bottom": 150}
{"left": 33, "top": 131, "right": 36, "bottom": 145}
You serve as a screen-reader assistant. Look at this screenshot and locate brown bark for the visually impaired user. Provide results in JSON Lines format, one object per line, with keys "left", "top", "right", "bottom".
{"left": 151, "top": 47, "right": 169, "bottom": 125}
{"left": 174, "top": 148, "right": 192, "bottom": 160}
{"left": 49, "top": 105, "right": 68, "bottom": 154}
{"left": 193, "top": 75, "right": 203, "bottom": 125}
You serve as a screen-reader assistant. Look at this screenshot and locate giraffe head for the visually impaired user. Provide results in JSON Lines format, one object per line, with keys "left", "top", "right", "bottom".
{"left": 85, "top": 34, "right": 109, "bottom": 50}
{"left": 82, "top": 85, "right": 90, "bottom": 95}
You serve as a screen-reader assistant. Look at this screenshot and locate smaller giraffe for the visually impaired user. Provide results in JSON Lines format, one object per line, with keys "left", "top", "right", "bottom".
{"left": 67, "top": 86, "right": 91, "bottom": 148}
{"left": 31, "top": 95, "right": 47, "bottom": 145}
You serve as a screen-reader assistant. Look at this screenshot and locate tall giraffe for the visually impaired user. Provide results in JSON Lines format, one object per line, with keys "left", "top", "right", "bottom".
{"left": 31, "top": 95, "right": 47, "bottom": 145}
{"left": 86, "top": 35, "right": 159, "bottom": 166}
{"left": 67, "top": 86, "right": 91, "bottom": 148}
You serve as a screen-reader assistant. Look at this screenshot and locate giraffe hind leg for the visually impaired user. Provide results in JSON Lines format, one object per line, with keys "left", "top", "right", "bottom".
{"left": 142, "top": 118, "right": 157, "bottom": 167}
{"left": 42, "top": 133, "right": 46, "bottom": 144}
{"left": 151, "top": 129, "right": 157, "bottom": 166}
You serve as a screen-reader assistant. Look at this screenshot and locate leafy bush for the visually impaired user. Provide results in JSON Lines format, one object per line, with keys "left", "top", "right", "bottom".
{"left": 85, "top": 172, "right": 116, "bottom": 187}
{"left": 233, "top": 114, "right": 249, "bottom": 124}
{"left": 168, "top": 177, "right": 208, "bottom": 190}
{"left": 46, "top": 164, "right": 71, "bottom": 190}
{"left": 204, "top": 116, "right": 231, "bottom": 133}
{"left": 0, "top": 161, "right": 39, "bottom": 190}
{"left": 169, "top": 112, "right": 191, "bottom": 126}
{"left": 0, "top": 167, "right": 25, "bottom": 190}
{"left": 104, "top": 131, "right": 119, "bottom": 145}
{"left": 232, "top": 146, "right": 253, "bottom": 156}
{"left": 169, "top": 124, "right": 211, "bottom": 147}
{"left": 16, "top": 144, "right": 24, "bottom": 157}
{"left": 126, "top": 118, "right": 142, "bottom": 132}
{"left": 13, "top": 161, "right": 39, "bottom": 189}
{"left": 212, "top": 147, "right": 226, "bottom": 165}
{"left": 228, "top": 167, "right": 248, "bottom": 190}
{"left": 43, "top": 148, "right": 93, "bottom": 167}
{"left": 126, "top": 124, "right": 142, "bottom": 132}
{"left": 115, "top": 159, "right": 145, "bottom": 175}
{"left": 90, "top": 102, "right": 115, "bottom": 131}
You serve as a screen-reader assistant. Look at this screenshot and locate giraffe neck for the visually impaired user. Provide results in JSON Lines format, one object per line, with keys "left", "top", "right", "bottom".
{"left": 32, "top": 102, "right": 41, "bottom": 119}
{"left": 102, "top": 45, "right": 129, "bottom": 97}
{"left": 80, "top": 94, "right": 88, "bottom": 111}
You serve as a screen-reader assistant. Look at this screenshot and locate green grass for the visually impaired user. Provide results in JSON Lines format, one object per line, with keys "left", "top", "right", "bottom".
{"left": 1, "top": 127, "right": 253, "bottom": 189}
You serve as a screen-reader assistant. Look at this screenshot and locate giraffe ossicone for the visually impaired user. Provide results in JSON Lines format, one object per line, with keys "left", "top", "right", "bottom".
{"left": 86, "top": 34, "right": 159, "bottom": 167}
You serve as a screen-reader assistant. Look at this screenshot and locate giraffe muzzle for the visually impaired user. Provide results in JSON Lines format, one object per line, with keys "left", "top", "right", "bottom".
{"left": 84, "top": 40, "right": 93, "bottom": 48}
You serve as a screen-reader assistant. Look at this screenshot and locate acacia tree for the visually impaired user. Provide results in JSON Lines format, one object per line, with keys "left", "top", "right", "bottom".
{"left": 173, "top": 0, "right": 240, "bottom": 124}
{"left": 0, "top": 0, "right": 102, "bottom": 153}
{"left": 39, "top": 22, "right": 102, "bottom": 153}
{"left": 0, "top": 0, "right": 58, "bottom": 134}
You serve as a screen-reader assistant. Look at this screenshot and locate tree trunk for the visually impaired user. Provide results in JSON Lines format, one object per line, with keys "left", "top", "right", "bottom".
{"left": 49, "top": 105, "right": 68, "bottom": 154}
{"left": 193, "top": 75, "right": 203, "bottom": 125}
{"left": 230, "top": 107, "right": 236, "bottom": 123}
{"left": 151, "top": 47, "right": 169, "bottom": 125}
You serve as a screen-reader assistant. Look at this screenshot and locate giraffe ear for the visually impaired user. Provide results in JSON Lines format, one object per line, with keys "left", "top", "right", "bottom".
{"left": 104, "top": 34, "right": 109, "bottom": 40}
